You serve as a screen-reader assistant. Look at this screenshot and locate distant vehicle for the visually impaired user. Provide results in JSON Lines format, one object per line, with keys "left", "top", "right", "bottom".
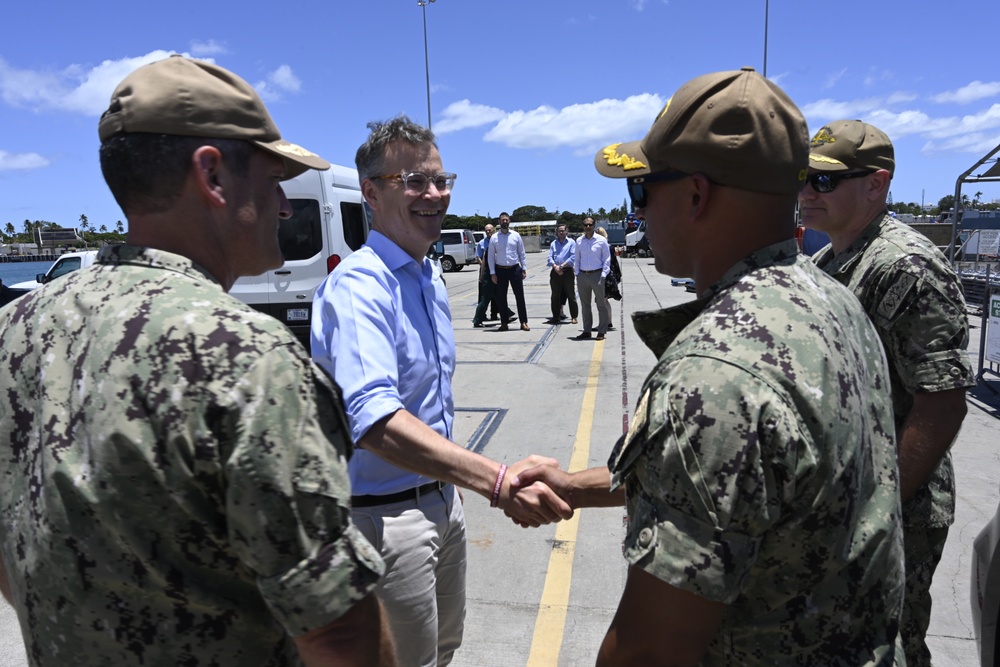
{"left": 625, "top": 220, "right": 651, "bottom": 257}
{"left": 597, "top": 222, "right": 627, "bottom": 248}
{"left": 473, "top": 231, "right": 485, "bottom": 244}
{"left": 8, "top": 250, "right": 99, "bottom": 292}
{"left": 229, "top": 163, "right": 368, "bottom": 350}
{"left": 972, "top": 493, "right": 1000, "bottom": 666}
{"left": 436, "top": 229, "right": 477, "bottom": 272}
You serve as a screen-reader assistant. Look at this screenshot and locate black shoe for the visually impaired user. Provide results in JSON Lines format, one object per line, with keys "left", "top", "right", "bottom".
{"left": 498, "top": 323, "right": 509, "bottom": 332}
{"left": 489, "top": 314, "right": 499, "bottom": 321}
{"left": 607, "top": 324, "right": 615, "bottom": 331}
{"left": 573, "top": 333, "right": 593, "bottom": 340}
{"left": 473, "top": 321, "right": 484, "bottom": 328}
{"left": 595, "top": 333, "right": 606, "bottom": 341}
{"left": 544, "top": 318, "right": 560, "bottom": 325}
{"left": 507, "top": 314, "right": 518, "bottom": 323}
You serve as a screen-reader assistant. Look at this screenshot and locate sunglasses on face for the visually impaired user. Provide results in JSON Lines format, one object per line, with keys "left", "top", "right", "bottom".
{"left": 372, "top": 171, "right": 457, "bottom": 195}
{"left": 582, "top": 223, "right": 594, "bottom": 228}
{"left": 627, "top": 170, "right": 691, "bottom": 209}
{"left": 805, "top": 170, "right": 874, "bottom": 194}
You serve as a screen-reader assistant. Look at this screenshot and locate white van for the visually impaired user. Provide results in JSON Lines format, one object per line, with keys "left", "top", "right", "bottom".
{"left": 437, "top": 229, "right": 477, "bottom": 272}
{"left": 230, "top": 164, "right": 369, "bottom": 348}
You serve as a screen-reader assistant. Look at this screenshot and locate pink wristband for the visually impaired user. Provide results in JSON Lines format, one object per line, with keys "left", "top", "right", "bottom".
{"left": 490, "top": 464, "right": 508, "bottom": 507}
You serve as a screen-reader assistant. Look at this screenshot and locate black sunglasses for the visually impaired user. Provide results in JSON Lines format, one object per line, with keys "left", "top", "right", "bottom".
{"left": 627, "top": 170, "right": 690, "bottom": 209}
{"left": 805, "top": 170, "right": 874, "bottom": 194}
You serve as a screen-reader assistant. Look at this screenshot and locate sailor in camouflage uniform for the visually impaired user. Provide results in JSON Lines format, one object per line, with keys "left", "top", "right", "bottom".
{"left": 0, "top": 57, "right": 396, "bottom": 666}
{"left": 802, "top": 119, "right": 976, "bottom": 667}
{"left": 514, "top": 68, "right": 906, "bottom": 665}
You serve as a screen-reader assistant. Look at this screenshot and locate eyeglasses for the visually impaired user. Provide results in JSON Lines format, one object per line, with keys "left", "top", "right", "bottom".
{"left": 805, "top": 170, "right": 874, "bottom": 194}
{"left": 626, "top": 170, "right": 690, "bottom": 209}
{"left": 582, "top": 223, "right": 594, "bottom": 228}
{"left": 372, "top": 171, "right": 457, "bottom": 194}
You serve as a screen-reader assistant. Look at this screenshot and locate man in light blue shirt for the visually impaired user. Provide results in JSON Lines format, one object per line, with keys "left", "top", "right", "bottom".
{"left": 487, "top": 213, "right": 530, "bottom": 331}
{"left": 573, "top": 217, "right": 612, "bottom": 340}
{"left": 546, "top": 223, "right": 578, "bottom": 325}
{"left": 311, "top": 115, "right": 571, "bottom": 667}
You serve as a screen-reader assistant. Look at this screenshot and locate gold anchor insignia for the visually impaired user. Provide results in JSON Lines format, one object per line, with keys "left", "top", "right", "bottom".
{"left": 275, "top": 143, "right": 319, "bottom": 158}
{"left": 810, "top": 127, "right": 836, "bottom": 147}
{"left": 602, "top": 143, "right": 648, "bottom": 171}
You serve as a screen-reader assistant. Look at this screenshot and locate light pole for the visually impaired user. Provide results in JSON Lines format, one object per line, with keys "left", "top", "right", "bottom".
{"left": 418, "top": 0, "right": 436, "bottom": 130}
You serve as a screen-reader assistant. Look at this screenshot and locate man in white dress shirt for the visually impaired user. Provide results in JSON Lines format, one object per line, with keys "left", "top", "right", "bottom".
{"left": 487, "top": 212, "right": 530, "bottom": 331}
{"left": 573, "top": 217, "right": 611, "bottom": 341}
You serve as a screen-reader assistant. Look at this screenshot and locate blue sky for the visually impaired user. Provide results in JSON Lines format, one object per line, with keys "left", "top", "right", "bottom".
{"left": 2, "top": 0, "right": 999, "bottom": 232}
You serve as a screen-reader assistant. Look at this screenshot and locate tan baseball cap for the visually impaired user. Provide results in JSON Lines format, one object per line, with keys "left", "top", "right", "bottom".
{"left": 808, "top": 120, "right": 895, "bottom": 176}
{"left": 98, "top": 55, "right": 329, "bottom": 180}
{"left": 594, "top": 67, "right": 809, "bottom": 195}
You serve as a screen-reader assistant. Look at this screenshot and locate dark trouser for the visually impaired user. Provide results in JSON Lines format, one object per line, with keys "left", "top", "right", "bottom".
{"left": 549, "top": 269, "right": 578, "bottom": 320}
{"left": 494, "top": 265, "right": 527, "bottom": 324}
{"left": 474, "top": 266, "right": 506, "bottom": 324}
{"left": 900, "top": 524, "right": 948, "bottom": 667}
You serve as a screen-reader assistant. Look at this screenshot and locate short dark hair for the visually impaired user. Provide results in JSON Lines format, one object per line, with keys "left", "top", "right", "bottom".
{"left": 498, "top": 212, "right": 510, "bottom": 220}
{"left": 355, "top": 115, "right": 437, "bottom": 182}
{"left": 100, "top": 133, "right": 254, "bottom": 215}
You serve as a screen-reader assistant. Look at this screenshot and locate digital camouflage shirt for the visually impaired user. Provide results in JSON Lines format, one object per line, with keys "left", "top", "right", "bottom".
{"left": 612, "top": 241, "right": 905, "bottom": 666}
{"left": 813, "top": 213, "right": 976, "bottom": 528}
{"left": 0, "top": 246, "right": 383, "bottom": 667}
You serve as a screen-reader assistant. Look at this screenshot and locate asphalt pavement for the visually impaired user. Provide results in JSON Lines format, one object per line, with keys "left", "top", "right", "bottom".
{"left": 1, "top": 249, "right": 998, "bottom": 666}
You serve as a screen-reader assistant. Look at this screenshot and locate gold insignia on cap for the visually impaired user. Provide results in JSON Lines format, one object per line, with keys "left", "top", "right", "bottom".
{"left": 810, "top": 127, "right": 836, "bottom": 148}
{"left": 602, "top": 143, "right": 647, "bottom": 171}
{"left": 655, "top": 97, "right": 672, "bottom": 122}
{"left": 810, "top": 153, "right": 846, "bottom": 166}
{"left": 275, "top": 143, "right": 319, "bottom": 158}
{"left": 797, "top": 168, "right": 808, "bottom": 182}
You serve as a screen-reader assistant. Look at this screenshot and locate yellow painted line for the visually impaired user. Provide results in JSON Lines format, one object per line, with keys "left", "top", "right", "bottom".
{"left": 526, "top": 339, "right": 604, "bottom": 666}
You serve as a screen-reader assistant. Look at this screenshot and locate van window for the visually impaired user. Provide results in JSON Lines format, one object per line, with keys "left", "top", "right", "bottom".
{"left": 279, "top": 199, "right": 322, "bottom": 261}
{"left": 342, "top": 202, "right": 367, "bottom": 251}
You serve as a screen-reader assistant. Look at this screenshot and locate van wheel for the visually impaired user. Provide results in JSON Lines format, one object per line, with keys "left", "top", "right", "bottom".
{"left": 454, "top": 264, "right": 464, "bottom": 271}
{"left": 440, "top": 256, "right": 455, "bottom": 272}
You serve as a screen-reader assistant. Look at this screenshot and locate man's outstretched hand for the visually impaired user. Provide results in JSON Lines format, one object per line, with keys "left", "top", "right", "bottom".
{"left": 495, "top": 456, "right": 574, "bottom": 527}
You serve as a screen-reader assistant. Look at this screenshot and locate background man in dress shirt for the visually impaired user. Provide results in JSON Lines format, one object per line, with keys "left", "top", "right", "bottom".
{"left": 573, "top": 217, "right": 611, "bottom": 341}
{"left": 311, "top": 115, "right": 572, "bottom": 667}
{"left": 473, "top": 224, "right": 509, "bottom": 327}
{"left": 0, "top": 56, "right": 395, "bottom": 667}
{"left": 546, "top": 223, "right": 578, "bottom": 325}
{"left": 488, "top": 213, "right": 530, "bottom": 331}
{"left": 800, "top": 119, "right": 976, "bottom": 667}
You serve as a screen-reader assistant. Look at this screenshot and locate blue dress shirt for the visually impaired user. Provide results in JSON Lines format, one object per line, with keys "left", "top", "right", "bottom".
{"left": 574, "top": 235, "right": 611, "bottom": 278}
{"left": 488, "top": 229, "right": 527, "bottom": 274}
{"left": 311, "top": 230, "right": 456, "bottom": 495}
{"left": 547, "top": 237, "right": 576, "bottom": 268}
{"left": 475, "top": 237, "right": 488, "bottom": 260}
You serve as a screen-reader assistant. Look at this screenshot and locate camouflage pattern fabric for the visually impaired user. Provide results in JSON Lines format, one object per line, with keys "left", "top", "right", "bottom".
{"left": 611, "top": 240, "right": 905, "bottom": 665}
{"left": 813, "top": 213, "right": 975, "bottom": 529}
{"left": 899, "top": 526, "right": 948, "bottom": 667}
{"left": 0, "top": 245, "right": 384, "bottom": 667}
{"left": 813, "top": 212, "right": 975, "bottom": 666}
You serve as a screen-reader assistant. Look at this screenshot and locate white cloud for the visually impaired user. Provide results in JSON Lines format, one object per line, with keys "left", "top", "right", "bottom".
{"left": 435, "top": 100, "right": 507, "bottom": 134}
{"left": 255, "top": 65, "right": 301, "bottom": 102}
{"left": 483, "top": 94, "right": 665, "bottom": 151}
{"left": 190, "top": 39, "right": 227, "bottom": 56}
{"left": 932, "top": 81, "right": 1000, "bottom": 104}
{"left": 823, "top": 69, "right": 847, "bottom": 90}
{"left": 631, "top": 0, "right": 648, "bottom": 10}
{"left": 0, "top": 150, "right": 49, "bottom": 171}
{"left": 801, "top": 96, "right": 883, "bottom": 120}
{"left": 0, "top": 51, "right": 179, "bottom": 116}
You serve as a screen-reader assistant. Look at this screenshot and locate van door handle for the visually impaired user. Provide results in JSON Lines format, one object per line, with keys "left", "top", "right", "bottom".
{"left": 274, "top": 270, "right": 291, "bottom": 275}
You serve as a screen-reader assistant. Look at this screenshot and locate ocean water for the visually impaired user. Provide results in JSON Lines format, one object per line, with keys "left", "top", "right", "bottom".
{"left": 0, "top": 261, "right": 51, "bottom": 287}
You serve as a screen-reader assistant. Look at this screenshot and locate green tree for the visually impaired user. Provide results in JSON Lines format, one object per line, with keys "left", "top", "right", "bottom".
{"left": 510, "top": 205, "right": 551, "bottom": 222}
{"left": 115, "top": 220, "right": 125, "bottom": 234}
{"left": 4, "top": 222, "right": 14, "bottom": 237}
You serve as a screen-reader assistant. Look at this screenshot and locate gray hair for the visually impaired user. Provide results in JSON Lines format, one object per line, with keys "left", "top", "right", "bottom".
{"left": 355, "top": 115, "right": 437, "bottom": 182}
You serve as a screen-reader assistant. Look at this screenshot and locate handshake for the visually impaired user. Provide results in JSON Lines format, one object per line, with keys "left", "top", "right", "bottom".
{"left": 494, "top": 457, "right": 619, "bottom": 528}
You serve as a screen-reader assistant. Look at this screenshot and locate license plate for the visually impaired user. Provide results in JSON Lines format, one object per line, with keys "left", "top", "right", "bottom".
{"left": 286, "top": 308, "right": 309, "bottom": 322}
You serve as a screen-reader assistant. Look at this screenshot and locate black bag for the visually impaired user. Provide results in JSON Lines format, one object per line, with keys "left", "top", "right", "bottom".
{"left": 605, "top": 273, "right": 622, "bottom": 301}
